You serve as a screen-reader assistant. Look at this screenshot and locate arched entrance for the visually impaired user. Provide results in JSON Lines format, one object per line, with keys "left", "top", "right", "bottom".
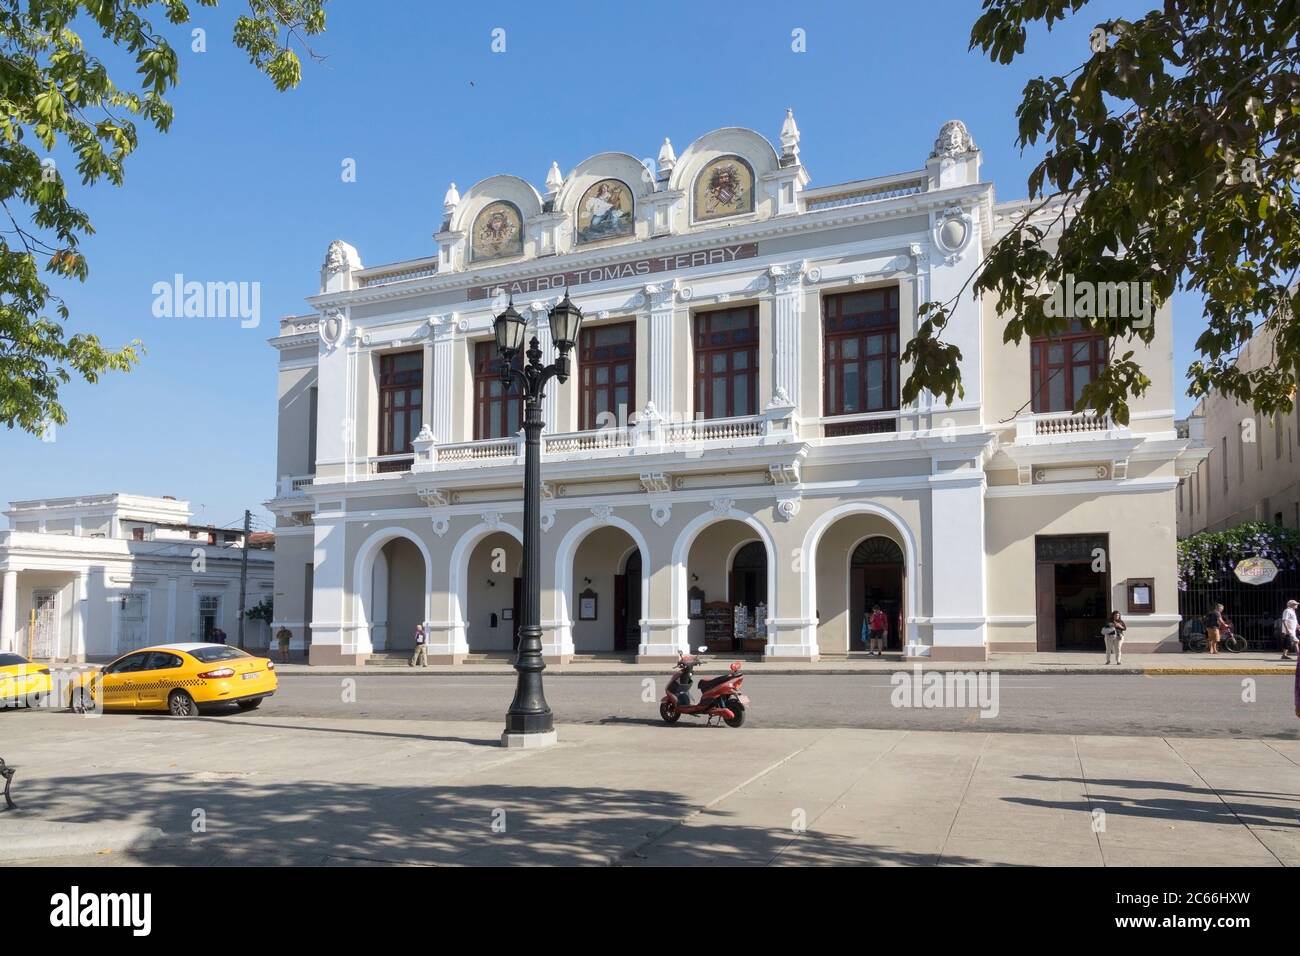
{"left": 464, "top": 531, "right": 522, "bottom": 652}
{"left": 806, "top": 506, "right": 915, "bottom": 655}
{"left": 353, "top": 528, "right": 432, "bottom": 655}
{"left": 685, "top": 519, "right": 772, "bottom": 652}
{"left": 568, "top": 525, "right": 642, "bottom": 653}
{"left": 850, "top": 536, "right": 905, "bottom": 652}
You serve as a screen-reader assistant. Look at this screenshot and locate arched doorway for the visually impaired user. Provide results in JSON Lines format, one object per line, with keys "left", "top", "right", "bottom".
{"left": 464, "top": 531, "right": 522, "bottom": 652}
{"left": 729, "top": 541, "right": 768, "bottom": 610}
{"left": 353, "top": 528, "right": 432, "bottom": 656}
{"left": 684, "top": 519, "right": 772, "bottom": 652}
{"left": 568, "top": 525, "right": 642, "bottom": 653}
{"left": 850, "top": 536, "right": 905, "bottom": 652}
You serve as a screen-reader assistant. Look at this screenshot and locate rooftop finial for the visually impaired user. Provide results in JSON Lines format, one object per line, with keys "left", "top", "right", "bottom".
{"left": 780, "top": 108, "right": 800, "bottom": 162}
{"left": 545, "top": 161, "right": 564, "bottom": 196}
{"left": 657, "top": 137, "right": 676, "bottom": 179}
{"left": 443, "top": 182, "right": 460, "bottom": 216}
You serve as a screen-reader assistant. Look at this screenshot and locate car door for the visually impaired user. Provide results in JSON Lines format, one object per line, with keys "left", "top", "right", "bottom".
{"left": 135, "top": 652, "right": 184, "bottom": 710}
{"left": 99, "top": 652, "right": 151, "bottom": 710}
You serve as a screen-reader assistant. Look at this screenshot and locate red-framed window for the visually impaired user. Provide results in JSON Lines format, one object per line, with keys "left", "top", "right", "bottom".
{"left": 579, "top": 322, "right": 635, "bottom": 431}
{"left": 693, "top": 306, "right": 758, "bottom": 420}
{"left": 822, "top": 287, "right": 900, "bottom": 417}
{"left": 474, "top": 341, "right": 523, "bottom": 440}
{"left": 378, "top": 352, "right": 423, "bottom": 456}
{"left": 1030, "top": 321, "right": 1108, "bottom": 413}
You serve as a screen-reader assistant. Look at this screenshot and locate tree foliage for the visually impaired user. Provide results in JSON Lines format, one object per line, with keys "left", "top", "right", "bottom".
{"left": 0, "top": 0, "right": 327, "bottom": 434}
{"left": 904, "top": 0, "right": 1300, "bottom": 425}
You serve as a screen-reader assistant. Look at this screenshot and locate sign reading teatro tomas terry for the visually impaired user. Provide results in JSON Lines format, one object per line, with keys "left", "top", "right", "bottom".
{"left": 467, "top": 242, "right": 758, "bottom": 300}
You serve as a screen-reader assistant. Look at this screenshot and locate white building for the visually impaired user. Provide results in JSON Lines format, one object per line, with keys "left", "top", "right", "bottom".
{"left": 267, "top": 114, "right": 1206, "bottom": 663}
{"left": 0, "top": 494, "right": 274, "bottom": 661}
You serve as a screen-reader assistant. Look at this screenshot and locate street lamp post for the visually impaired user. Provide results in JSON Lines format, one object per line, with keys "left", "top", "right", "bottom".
{"left": 493, "top": 292, "right": 583, "bottom": 748}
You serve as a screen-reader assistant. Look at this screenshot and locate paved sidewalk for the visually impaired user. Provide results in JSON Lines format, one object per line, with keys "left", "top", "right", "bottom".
{"left": 268, "top": 650, "right": 1300, "bottom": 677}
{"left": 2, "top": 710, "right": 1298, "bottom": 865}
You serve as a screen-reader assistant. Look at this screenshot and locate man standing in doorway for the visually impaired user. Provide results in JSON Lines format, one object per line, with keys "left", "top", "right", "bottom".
{"left": 409, "top": 624, "right": 428, "bottom": 667}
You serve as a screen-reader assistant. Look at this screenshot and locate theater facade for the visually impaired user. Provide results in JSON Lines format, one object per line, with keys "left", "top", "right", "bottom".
{"left": 266, "top": 113, "right": 1204, "bottom": 663}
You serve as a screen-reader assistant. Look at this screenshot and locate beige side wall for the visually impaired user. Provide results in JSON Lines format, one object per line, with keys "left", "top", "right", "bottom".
{"left": 985, "top": 483, "right": 1180, "bottom": 652}
{"left": 276, "top": 364, "right": 317, "bottom": 479}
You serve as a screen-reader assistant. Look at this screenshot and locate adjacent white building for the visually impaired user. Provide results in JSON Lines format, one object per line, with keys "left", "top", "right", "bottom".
{"left": 267, "top": 114, "right": 1206, "bottom": 663}
{"left": 0, "top": 494, "right": 274, "bottom": 662}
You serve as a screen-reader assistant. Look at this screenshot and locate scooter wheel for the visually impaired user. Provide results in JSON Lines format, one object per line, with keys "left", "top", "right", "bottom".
{"left": 723, "top": 701, "right": 746, "bottom": 728}
{"left": 659, "top": 701, "right": 680, "bottom": 724}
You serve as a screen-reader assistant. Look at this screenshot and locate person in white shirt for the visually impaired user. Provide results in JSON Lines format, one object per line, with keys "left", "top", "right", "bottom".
{"left": 1282, "top": 600, "right": 1298, "bottom": 661}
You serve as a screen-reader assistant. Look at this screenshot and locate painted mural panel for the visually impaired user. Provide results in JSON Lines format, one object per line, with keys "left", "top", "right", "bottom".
{"left": 577, "top": 178, "right": 634, "bottom": 243}
{"left": 694, "top": 156, "right": 755, "bottom": 221}
{"left": 471, "top": 201, "right": 524, "bottom": 261}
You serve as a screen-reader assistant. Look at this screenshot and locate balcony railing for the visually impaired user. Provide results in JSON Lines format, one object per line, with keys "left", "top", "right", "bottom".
{"left": 1016, "top": 410, "right": 1115, "bottom": 442}
{"left": 275, "top": 474, "right": 315, "bottom": 497}
{"left": 435, "top": 436, "right": 522, "bottom": 463}
{"left": 544, "top": 428, "right": 633, "bottom": 454}
{"left": 367, "top": 454, "right": 414, "bottom": 475}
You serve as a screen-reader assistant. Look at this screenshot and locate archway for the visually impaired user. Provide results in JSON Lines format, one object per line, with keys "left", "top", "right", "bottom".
{"left": 464, "top": 531, "right": 523, "bottom": 652}
{"left": 681, "top": 517, "right": 773, "bottom": 652}
{"left": 568, "top": 525, "right": 642, "bottom": 653}
{"left": 803, "top": 503, "right": 917, "bottom": 655}
{"left": 353, "top": 528, "right": 432, "bottom": 655}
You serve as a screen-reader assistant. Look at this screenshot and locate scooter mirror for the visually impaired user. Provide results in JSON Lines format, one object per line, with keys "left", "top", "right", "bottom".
{"left": 697, "top": 646, "right": 708, "bottom": 653}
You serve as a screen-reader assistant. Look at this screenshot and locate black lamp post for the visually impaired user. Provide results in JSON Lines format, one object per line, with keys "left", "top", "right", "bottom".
{"left": 493, "top": 292, "right": 583, "bottom": 747}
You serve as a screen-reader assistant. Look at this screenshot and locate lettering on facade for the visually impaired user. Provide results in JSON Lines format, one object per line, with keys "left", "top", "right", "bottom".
{"left": 466, "top": 243, "right": 759, "bottom": 300}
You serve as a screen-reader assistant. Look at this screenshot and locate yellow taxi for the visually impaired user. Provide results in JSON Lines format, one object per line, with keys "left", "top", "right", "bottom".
{"left": 0, "top": 652, "right": 53, "bottom": 708}
{"left": 70, "top": 643, "right": 277, "bottom": 717}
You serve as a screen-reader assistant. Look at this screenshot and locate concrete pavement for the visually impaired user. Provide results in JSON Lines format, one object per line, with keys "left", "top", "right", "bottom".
{"left": 2, "top": 708, "right": 1298, "bottom": 866}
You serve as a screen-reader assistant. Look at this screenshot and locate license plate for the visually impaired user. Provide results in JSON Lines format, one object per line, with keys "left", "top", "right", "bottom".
{"left": 737, "top": 694, "right": 750, "bottom": 704}
{"left": 242, "top": 672, "right": 260, "bottom": 680}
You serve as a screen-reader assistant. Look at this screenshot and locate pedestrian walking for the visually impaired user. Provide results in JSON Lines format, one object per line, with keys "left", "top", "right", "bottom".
{"left": 1282, "top": 599, "right": 1298, "bottom": 661}
{"left": 1203, "top": 604, "right": 1224, "bottom": 655}
{"left": 276, "top": 625, "right": 292, "bottom": 664}
{"left": 868, "top": 605, "right": 888, "bottom": 657}
{"left": 1102, "top": 610, "right": 1127, "bottom": 664}
{"left": 212, "top": 626, "right": 227, "bottom": 645}
{"left": 409, "top": 624, "right": 428, "bottom": 667}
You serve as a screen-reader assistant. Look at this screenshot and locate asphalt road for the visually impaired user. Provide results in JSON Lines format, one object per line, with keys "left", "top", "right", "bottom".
{"left": 249, "top": 672, "right": 1300, "bottom": 739}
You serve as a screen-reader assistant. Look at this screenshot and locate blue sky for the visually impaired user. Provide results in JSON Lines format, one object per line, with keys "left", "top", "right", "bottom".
{"left": 0, "top": 0, "right": 1197, "bottom": 530}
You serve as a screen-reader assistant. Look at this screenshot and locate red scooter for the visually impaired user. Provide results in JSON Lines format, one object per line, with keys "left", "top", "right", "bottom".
{"left": 659, "top": 647, "right": 748, "bottom": 727}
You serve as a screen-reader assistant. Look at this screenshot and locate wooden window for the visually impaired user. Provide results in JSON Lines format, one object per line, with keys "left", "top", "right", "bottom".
{"left": 693, "top": 306, "right": 758, "bottom": 420}
{"left": 579, "top": 322, "right": 635, "bottom": 431}
{"left": 474, "top": 341, "right": 523, "bottom": 440}
{"left": 378, "top": 352, "right": 423, "bottom": 456}
{"left": 1029, "top": 320, "right": 1107, "bottom": 413}
{"left": 823, "top": 288, "right": 900, "bottom": 418}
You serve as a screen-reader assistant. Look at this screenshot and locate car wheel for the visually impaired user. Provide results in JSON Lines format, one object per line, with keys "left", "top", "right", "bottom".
{"left": 69, "top": 687, "right": 93, "bottom": 714}
{"left": 26, "top": 691, "right": 44, "bottom": 709}
{"left": 168, "top": 690, "right": 200, "bottom": 718}
{"left": 236, "top": 698, "right": 263, "bottom": 711}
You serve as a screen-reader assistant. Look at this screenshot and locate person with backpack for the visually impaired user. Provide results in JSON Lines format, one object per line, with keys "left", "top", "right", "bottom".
{"left": 1203, "top": 604, "right": 1225, "bottom": 655}
{"left": 867, "top": 605, "right": 888, "bottom": 657}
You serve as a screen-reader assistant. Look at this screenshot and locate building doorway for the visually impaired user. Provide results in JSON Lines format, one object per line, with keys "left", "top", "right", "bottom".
{"left": 1035, "top": 534, "right": 1110, "bottom": 651}
{"left": 729, "top": 541, "right": 768, "bottom": 609}
{"left": 850, "top": 537, "right": 904, "bottom": 651}
{"left": 614, "top": 549, "right": 642, "bottom": 652}
{"left": 30, "top": 590, "right": 60, "bottom": 659}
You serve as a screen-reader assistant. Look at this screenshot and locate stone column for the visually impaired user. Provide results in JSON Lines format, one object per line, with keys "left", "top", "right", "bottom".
{"left": 1, "top": 570, "right": 18, "bottom": 653}
{"left": 768, "top": 261, "right": 805, "bottom": 406}
{"left": 928, "top": 467, "right": 988, "bottom": 660}
{"left": 644, "top": 282, "right": 676, "bottom": 418}
{"left": 309, "top": 515, "right": 365, "bottom": 664}
{"left": 165, "top": 575, "right": 178, "bottom": 643}
{"left": 428, "top": 314, "right": 456, "bottom": 442}
{"left": 72, "top": 571, "right": 89, "bottom": 662}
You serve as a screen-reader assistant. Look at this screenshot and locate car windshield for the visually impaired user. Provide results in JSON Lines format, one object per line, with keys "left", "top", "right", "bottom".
{"left": 187, "top": 646, "right": 252, "bottom": 663}
{"left": 0, "top": 653, "right": 29, "bottom": 666}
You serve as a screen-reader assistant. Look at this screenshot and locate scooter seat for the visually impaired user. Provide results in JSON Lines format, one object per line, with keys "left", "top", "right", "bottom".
{"left": 698, "top": 674, "right": 735, "bottom": 692}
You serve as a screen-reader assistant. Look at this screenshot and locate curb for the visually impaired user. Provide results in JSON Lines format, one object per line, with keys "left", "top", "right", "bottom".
{"left": 0, "top": 817, "right": 169, "bottom": 862}
{"left": 276, "top": 665, "right": 1298, "bottom": 678}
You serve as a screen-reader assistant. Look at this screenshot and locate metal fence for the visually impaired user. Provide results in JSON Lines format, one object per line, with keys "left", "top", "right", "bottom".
{"left": 1178, "top": 568, "right": 1300, "bottom": 651}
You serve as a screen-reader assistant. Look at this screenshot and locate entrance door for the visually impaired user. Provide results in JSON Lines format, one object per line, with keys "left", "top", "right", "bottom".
{"left": 1034, "top": 534, "right": 1110, "bottom": 652}
{"left": 614, "top": 551, "right": 642, "bottom": 653}
{"left": 850, "top": 537, "right": 906, "bottom": 651}
{"left": 30, "top": 590, "right": 60, "bottom": 659}
{"left": 197, "top": 594, "right": 222, "bottom": 642}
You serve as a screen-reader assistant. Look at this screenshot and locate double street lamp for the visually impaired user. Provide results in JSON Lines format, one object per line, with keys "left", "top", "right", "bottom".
{"left": 492, "top": 292, "right": 583, "bottom": 747}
